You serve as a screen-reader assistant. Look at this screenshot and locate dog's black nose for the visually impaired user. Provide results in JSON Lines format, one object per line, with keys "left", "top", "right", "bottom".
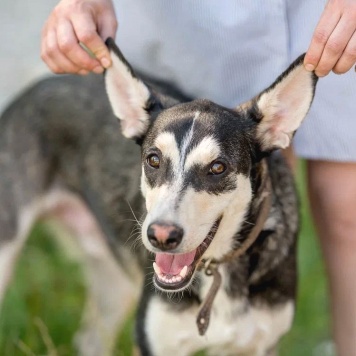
{"left": 147, "top": 222, "right": 184, "bottom": 251}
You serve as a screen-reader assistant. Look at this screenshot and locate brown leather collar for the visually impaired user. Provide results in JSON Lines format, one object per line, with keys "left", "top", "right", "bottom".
{"left": 196, "top": 173, "right": 272, "bottom": 336}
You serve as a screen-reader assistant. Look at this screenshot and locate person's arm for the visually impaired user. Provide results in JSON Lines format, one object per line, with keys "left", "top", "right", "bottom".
{"left": 41, "top": 0, "right": 117, "bottom": 75}
{"left": 304, "top": 0, "right": 356, "bottom": 76}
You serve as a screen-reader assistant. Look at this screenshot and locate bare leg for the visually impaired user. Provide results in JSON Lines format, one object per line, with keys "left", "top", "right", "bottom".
{"left": 307, "top": 160, "right": 356, "bottom": 356}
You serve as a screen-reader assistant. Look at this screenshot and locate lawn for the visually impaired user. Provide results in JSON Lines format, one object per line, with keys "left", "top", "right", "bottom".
{"left": 0, "top": 162, "right": 332, "bottom": 355}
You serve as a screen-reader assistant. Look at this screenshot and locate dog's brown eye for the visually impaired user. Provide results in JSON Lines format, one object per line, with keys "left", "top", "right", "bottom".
{"left": 147, "top": 154, "right": 160, "bottom": 169}
{"left": 209, "top": 162, "right": 226, "bottom": 175}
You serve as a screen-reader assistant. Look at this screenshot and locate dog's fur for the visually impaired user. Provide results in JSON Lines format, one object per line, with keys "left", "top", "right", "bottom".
{"left": 0, "top": 39, "right": 317, "bottom": 356}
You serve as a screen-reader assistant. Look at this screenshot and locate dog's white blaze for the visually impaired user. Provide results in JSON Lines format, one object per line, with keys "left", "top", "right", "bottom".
{"left": 184, "top": 136, "right": 221, "bottom": 170}
{"left": 256, "top": 65, "right": 314, "bottom": 150}
{"left": 105, "top": 52, "right": 150, "bottom": 138}
{"left": 154, "top": 112, "right": 201, "bottom": 174}
{"left": 179, "top": 111, "right": 199, "bottom": 167}
{"left": 145, "top": 293, "right": 294, "bottom": 355}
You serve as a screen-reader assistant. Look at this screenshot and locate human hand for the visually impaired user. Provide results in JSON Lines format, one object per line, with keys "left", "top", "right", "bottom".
{"left": 304, "top": 0, "right": 356, "bottom": 77}
{"left": 41, "top": 0, "right": 117, "bottom": 75}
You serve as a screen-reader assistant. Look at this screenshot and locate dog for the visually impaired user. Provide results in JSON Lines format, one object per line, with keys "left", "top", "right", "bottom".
{"left": 0, "top": 38, "right": 317, "bottom": 355}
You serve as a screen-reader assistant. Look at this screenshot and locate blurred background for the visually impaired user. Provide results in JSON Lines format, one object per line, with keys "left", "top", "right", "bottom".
{"left": 0, "top": 1, "right": 332, "bottom": 355}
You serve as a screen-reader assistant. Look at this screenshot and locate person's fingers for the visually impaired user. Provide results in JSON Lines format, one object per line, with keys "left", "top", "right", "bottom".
{"left": 304, "top": 2, "right": 341, "bottom": 71}
{"left": 45, "top": 29, "right": 82, "bottom": 74}
{"left": 71, "top": 11, "right": 112, "bottom": 69}
{"left": 42, "top": 52, "right": 62, "bottom": 74}
{"left": 333, "top": 31, "right": 356, "bottom": 74}
{"left": 56, "top": 18, "right": 102, "bottom": 72}
{"left": 41, "top": 14, "right": 83, "bottom": 74}
{"left": 41, "top": 0, "right": 118, "bottom": 74}
{"left": 314, "top": 15, "right": 356, "bottom": 76}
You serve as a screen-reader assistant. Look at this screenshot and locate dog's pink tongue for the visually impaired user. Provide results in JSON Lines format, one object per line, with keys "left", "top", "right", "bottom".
{"left": 155, "top": 251, "right": 196, "bottom": 275}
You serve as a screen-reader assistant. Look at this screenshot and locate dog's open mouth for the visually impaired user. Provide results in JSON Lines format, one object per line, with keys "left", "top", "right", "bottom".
{"left": 152, "top": 217, "right": 222, "bottom": 291}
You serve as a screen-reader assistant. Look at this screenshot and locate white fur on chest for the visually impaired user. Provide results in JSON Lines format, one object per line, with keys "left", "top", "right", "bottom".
{"left": 145, "top": 273, "right": 294, "bottom": 356}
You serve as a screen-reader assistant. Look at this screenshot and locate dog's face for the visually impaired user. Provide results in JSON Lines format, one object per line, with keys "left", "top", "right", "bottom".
{"left": 139, "top": 101, "right": 254, "bottom": 290}
{"left": 105, "top": 39, "right": 317, "bottom": 292}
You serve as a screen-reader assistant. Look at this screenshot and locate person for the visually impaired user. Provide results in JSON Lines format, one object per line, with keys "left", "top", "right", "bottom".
{"left": 41, "top": 1, "right": 356, "bottom": 355}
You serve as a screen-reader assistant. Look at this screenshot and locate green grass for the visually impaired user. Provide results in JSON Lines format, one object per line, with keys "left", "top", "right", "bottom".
{"left": 0, "top": 162, "right": 331, "bottom": 355}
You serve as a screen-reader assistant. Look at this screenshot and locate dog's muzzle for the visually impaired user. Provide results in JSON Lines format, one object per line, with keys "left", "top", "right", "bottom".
{"left": 152, "top": 217, "right": 222, "bottom": 291}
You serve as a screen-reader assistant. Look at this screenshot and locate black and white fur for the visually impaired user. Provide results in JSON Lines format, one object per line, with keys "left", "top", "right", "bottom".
{"left": 0, "top": 38, "right": 317, "bottom": 355}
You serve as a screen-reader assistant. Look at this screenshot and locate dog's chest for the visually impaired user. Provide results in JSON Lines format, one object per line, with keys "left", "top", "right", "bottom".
{"left": 144, "top": 273, "right": 294, "bottom": 356}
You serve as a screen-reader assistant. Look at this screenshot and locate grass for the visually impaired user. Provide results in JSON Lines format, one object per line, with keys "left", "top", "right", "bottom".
{"left": 0, "top": 162, "right": 332, "bottom": 355}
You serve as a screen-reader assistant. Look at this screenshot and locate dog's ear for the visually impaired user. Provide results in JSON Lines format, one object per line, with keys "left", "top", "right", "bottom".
{"left": 105, "top": 38, "right": 159, "bottom": 140}
{"left": 240, "top": 55, "right": 318, "bottom": 152}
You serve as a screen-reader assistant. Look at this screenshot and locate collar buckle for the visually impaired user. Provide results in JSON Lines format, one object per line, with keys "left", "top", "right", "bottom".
{"left": 199, "top": 258, "right": 219, "bottom": 276}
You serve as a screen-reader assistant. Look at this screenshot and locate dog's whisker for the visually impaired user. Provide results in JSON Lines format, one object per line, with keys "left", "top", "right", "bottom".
{"left": 126, "top": 200, "right": 143, "bottom": 226}
{"left": 130, "top": 237, "right": 144, "bottom": 252}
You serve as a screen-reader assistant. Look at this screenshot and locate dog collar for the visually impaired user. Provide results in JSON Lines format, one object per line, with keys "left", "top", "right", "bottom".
{"left": 196, "top": 173, "right": 272, "bottom": 336}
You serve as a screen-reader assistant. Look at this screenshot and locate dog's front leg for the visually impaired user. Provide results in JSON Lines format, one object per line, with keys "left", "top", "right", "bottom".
{"left": 0, "top": 239, "right": 25, "bottom": 307}
{"left": 0, "top": 203, "right": 36, "bottom": 312}
{"left": 74, "top": 240, "right": 141, "bottom": 356}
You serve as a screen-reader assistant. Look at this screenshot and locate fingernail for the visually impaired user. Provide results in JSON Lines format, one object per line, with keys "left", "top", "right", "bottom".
{"left": 93, "top": 66, "right": 104, "bottom": 74}
{"left": 304, "top": 63, "right": 315, "bottom": 72}
{"left": 78, "top": 69, "right": 89, "bottom": 76}
{"left": 101, "top": 57, "right": 111, "bottom": 68}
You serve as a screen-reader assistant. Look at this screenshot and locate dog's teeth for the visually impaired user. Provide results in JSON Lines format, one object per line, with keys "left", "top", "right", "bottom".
{"left": 155, "top": 269, "right": 186, "bottom": 284}
{"left": 153, "top": 262, "right": 161, "bottom": 276}
{"left": 180, "top": 265, "right": 188, "bottom": 278}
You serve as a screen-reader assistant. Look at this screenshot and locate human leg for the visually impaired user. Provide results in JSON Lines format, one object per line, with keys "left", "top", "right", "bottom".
{"left": 307, "top": 160, "right": 356, "bottom": 356}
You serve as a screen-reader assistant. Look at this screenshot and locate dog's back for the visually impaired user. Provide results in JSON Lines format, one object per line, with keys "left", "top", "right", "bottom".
{"left": 0, "top": 74, "right": 141, "bottom": 250}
